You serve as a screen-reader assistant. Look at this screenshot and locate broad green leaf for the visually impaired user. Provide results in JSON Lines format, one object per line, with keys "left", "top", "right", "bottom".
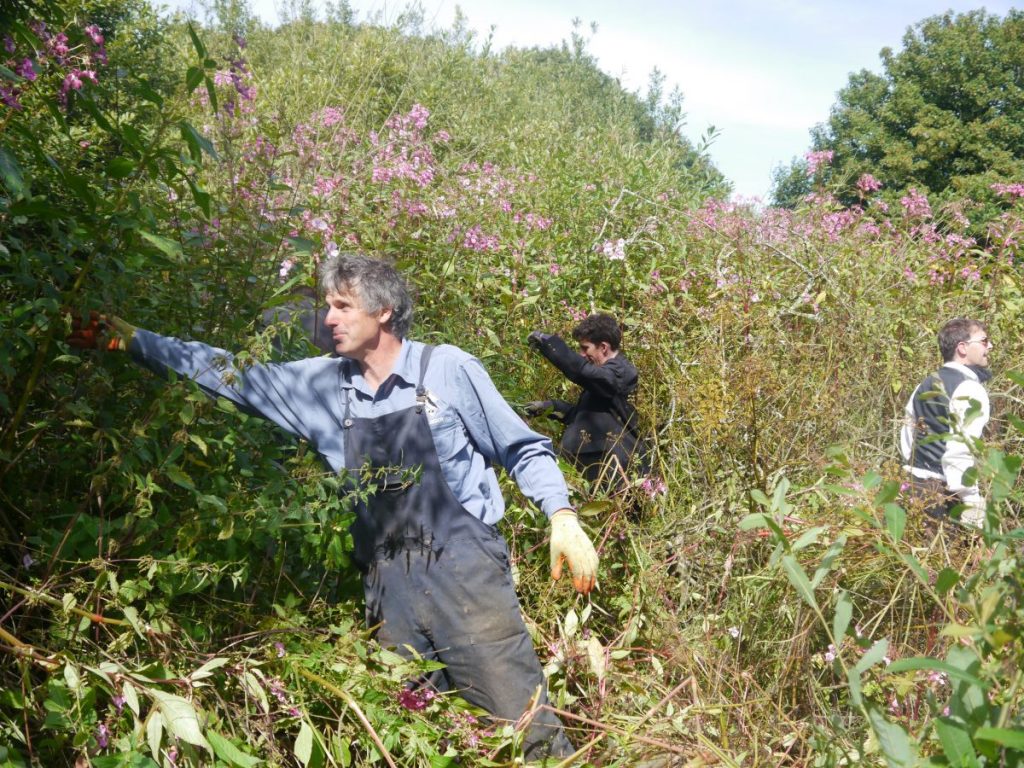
{"left": 780, "top": 554, "right": 818, "bottom": 611}
{"left": 146, "top": 711, "right": 163, "bottom": 758}
{"left": 0, "top": 63, "right": 18, "bottom": 82}
{"left": 123, "top": 682, "right": 140, "bottom": 717}
{"left": 811, "top": 535, "right": 847, "bottom": 589}
{"left": 138, "top": 230, "right": 184, "bottom": 262}
{"left": 936, "top": 568, "right": 960, "bottom": 596}
{"left": 974, "top": 726, "right": 1024, "bottom": 750}
{"left": 186, "top": 65, "right": 203, "bottom": 93}
{"left": 884, "top": 503, "right": 906, "bottom": 542}
{"left": 866, "top": 704, "right": 916, "bottom": 767}
{"left": 180, "top": 121, "right": 219, "bottom": 160}
{"left": 105, "top": 157, "right": 135, "bottom": 179}
{"left": 295, "top": 721, "right": 314, "bottom": 766}
{"left": 749, "top": 489, "right": 771, "bottom": 507}
{"left": 855, "top": 639, "right": 890, "bottom": 676}
{"left": 91, "top": 755, "right": 159, "bottom": 768}
{"left": 739, "top": 513, "right": 769, "bottom": 530}
{"left": 207, "top": 730, "right": 262, "bottom": 767}
{"left": 790, "top": 525, "right": 826, "bottom": 551}
{"left": 149, "top": 690, "right": 210, "bottom": 750}
{"left": 933, "top": 718, "right": 979, "bottom": 768}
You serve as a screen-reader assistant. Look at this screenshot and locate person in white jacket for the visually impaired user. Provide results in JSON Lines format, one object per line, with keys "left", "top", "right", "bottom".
{"left": 900, "top": 317, "right": 992, "bottom": 528}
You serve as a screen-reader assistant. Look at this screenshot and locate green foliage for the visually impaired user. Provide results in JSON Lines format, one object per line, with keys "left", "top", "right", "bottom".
{"left": 3, "top": 0, "right": 1024, "bottom": 765}
{"left": 776, "top": 9, "right": 1024, "bottom": 224}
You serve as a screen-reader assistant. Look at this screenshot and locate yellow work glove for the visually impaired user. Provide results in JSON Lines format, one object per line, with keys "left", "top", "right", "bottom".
{"left": 549, "top": 509, "right": 598, "bottom": 594}
{"left": 67, "top": 312, "right": 136, "bottom": 352}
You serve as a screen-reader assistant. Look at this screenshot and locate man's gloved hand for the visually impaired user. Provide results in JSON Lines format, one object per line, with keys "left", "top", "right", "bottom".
{"left": 527, "top": 330, "right": 552, "bottom": 347}
{"left": 523, "top": 400, "right": 552, "bottom": 416}
{"left": 67, "top": 312, "right": 136, "bottom": 352}
{"left": 549, "top": 509, "right": 598, "bottom": 594}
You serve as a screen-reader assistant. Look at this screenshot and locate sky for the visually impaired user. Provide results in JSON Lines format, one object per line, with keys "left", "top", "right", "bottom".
{"left": 164, "top": 0, "right": 1020, "bottom": 201}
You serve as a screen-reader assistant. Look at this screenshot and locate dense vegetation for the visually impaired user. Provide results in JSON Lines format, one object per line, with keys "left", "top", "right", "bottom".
{"left": 771, "top": 8, "right": 1024, "bottom": 228}
{"left": 2, "top": 1, "right": 1024, "bottom": 766}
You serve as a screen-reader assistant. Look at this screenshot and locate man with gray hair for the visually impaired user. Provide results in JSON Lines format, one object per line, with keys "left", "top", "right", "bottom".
{"left": 70, "top": 254, "right": 598, "bottom": 760}
{"left": 900, "top": 317, "right": 993, "bottom": 528}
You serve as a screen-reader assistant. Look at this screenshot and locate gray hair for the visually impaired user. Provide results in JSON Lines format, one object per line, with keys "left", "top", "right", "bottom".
{"left": 318, "top": 253, "right": 414, "bottom": 339}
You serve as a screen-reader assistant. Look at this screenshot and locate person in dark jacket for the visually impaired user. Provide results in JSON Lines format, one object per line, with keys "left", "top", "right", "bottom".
{"left": 526, "top": 313, "right": 644, "bottom": 487}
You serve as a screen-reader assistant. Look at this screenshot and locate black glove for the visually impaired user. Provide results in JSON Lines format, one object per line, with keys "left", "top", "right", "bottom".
{"left": 528, "top": 331, "right": 551, "bottom": 347}
{"left": 523, "top": 400, "right": 552, "bottom": 416}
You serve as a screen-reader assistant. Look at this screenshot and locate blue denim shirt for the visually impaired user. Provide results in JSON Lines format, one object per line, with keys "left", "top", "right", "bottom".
{"left": 130, "top": 330, "right": 572, "bottom": 522}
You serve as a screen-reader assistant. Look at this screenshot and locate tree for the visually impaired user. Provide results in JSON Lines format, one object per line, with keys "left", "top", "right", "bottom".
{"left": 773, "top": 9, "right": 1024, "bottom": 219}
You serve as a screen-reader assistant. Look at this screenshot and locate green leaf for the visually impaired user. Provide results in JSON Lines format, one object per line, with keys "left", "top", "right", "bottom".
{"left": 749, "top": 488, "right": 771, "bottom": 507}
{"left": 146, "top": 711, "right": 163, "bottom": 759}
{"left": 204, "top": 74, "right": 219, "bottom": 114}
{"left": 884, "top": 503, "right": 906, "bottom": 542}
{"left": 207, "top": 730, "right": 262, "bottom": 767}
{"left": 150, "top": 690, "right": 210, "bottom": 750}
{"left": 106, "top": 157, "right": 135, "bottom": 179}
{"left": 186, "top": 65, "right": 203, "bottom": 93}
{"left": 164, "top": 466, "right": 194, "bottom": 490}
{"left": 936, "top": 568, "right": 959, "bottom": 596}
{"left": 866, "top": 703, "right": 916, "bottom": 767}
{"left": 187, "top": 23, "right": 208, "bottom": 59}
{"left": 885, "top": 658, "right": 988, "bottom": 690}
{"left": 180, "top": 121, "right": 219, "bottom": 161}
{"left": 811, "top": 535, "right": 846, "bottom": 589}
{"left": 974, "top": 726, "right": 1024, "bottom": 750}
{"left": 833, "top": 590, "right": 852, "bottom": 642}
{"left": 138, "top": 230, "right": 184, "bottom": 262}
{"left": 739, "top": 513, "right": 769, "bottom": 531}
{"left": 855, "top": 639, "right": 890, "bottom": 676}
{"left": 0, "top": 63, "right": 19, "bottom": 83}
{"left": 780, "top": 553, "right": 818, "bottom": 611}
{"left": 0, "top": 146, "right": 28, "bottom": 198}
{"left": 286, "top": 236, "right": 315, "bottom": 257}
{"left": 295, "top": 721, "right": 314, "bottom": 766}
{"left": 790, "top": 525, "right": 826, "bottom": 552}
{"left": 933, "top": 718, "right": 980, "bottom": 768}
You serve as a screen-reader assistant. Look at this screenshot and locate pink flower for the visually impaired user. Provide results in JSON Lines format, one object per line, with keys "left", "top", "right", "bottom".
{"left": 14, "top": 58, "right": 36, "bottom": 81}
{"left": 112, "top": 694, "right": 125, "bottom": 714}
{"left": 84, "top": 24, "right": 105, "bottom": 46}
{"left": 3, "top": 35, "right": 15, "bottom": 54}
{"left": 96, "top": 723, "right": 110, "bottom": 749}
{"left": 274, "top": 642, "right": 286, "bottom": 658}
{"left": 804, "top": 149, "right": 834, "bottom": 176}
{"left": 548, "top": 263, "right": 561, "bottom": 276}
{"left": 855, "top": 173, "right": 882, "bottom": 194}
{"left": 397, "top": 687, "right": 436, "bottom": 711}
{"left": 991, "top": 182, "right": 1024, "bottom": 199}
{"left": 599, "top": 238, "right": 626, "bottom": 261}
{"left": 641, "top": 477, "right": 666, "bottom": 498}
{"left": 900, "top": 187, "right": 932, "bottom": 219}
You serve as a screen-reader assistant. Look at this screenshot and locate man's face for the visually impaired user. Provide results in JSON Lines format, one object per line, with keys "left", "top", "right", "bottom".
{"left": 324, "top": 288, "right": 391, "bottom": 361}
{"left": 960, "top": 327, "right": 992, "bottom": 368}
{"left": 579, "top": 339, "right": 613, "bottom": 366}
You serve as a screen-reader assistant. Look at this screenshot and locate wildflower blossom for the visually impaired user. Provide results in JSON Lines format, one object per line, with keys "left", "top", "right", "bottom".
{"left": 855, "top": 173, "right": 882, "bottom": 194}
{"left": 274, "top": 642, "right": 286, "bottom": 658}
{"left": 84, "top": 24, "right": 104, "bottom": 46}
{"left": 991, "top": 182, "right": 1024, "bottom": 199}
{"left": 900, "top": 188, "right": 932, "bottom": 219}
{"left": 641, "top": 477, "right": 667, "bottom": 498}
{"left": 22, "top": 553, "right": 34, "bottom": 568}
{"left": 96, "top": 723, "right": 110, "bottom": 749}
{"left": 599, "top": 238, "right": 626, "bottom": 261}
{"left": 112, "top": 694, "right": 125, "bottom": 714}
{"left": 804, "top": 149, "right": 834, "bottom": 176}
{"left": 397, "top": 687, "right": 436, "bottom": 711}
{"left": 14, "top": 58, "right": 36, "bottom": 81}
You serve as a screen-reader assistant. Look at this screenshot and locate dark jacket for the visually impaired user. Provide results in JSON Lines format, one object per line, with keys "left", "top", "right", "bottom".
{"left": 532, "top": 334, "right": 642, "bottom": 472}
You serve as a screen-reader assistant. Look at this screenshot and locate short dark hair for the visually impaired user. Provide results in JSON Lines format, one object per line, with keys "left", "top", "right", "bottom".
{"left": 938, "top": 317, "right": 984, "bottom": 362}
{"left": 319, "top": 253, "right": 414, "bottom": 339}
{"left": 572, "top": 313, "right": 622, "bottom": 351}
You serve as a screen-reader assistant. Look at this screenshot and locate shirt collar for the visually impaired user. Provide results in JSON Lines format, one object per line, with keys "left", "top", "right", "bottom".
{"left": 339, "top": 339, "right": 418, "bottom": 394}
{"left": 942, "top": 361, "right": 987, "bottom": 382}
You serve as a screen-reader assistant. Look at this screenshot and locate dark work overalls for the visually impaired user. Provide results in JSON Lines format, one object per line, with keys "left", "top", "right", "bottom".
{"left": 342, "top": 347, "right": 574, "bottom": 760}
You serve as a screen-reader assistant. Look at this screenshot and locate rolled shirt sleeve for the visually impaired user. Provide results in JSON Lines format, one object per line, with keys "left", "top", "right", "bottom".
{"left": 451, "top": 356, "right": 572, "bottom": 517}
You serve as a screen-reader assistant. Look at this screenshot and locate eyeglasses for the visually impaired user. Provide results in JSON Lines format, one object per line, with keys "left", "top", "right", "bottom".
{"left": 963, "top": 336, "right": 993, "bottom": 348}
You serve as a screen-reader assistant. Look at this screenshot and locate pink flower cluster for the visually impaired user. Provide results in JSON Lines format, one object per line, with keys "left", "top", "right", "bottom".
{"left": 3, "top": 20, "right": 107, "bottom": 110}
{"left": 804, "top": 149, "right": 834, "bottom": 176}
{"left": 991, "top": 182, "right": 1024, "bottom": 199}
{"left": 371, "top": 104, "right": 438, "bottom": 188}
{"left": 599, "top": 238, "right": 626, "bottom": 261}
{"left": 900, "top": 187, "right": 932, "bottom": 219}
{"left": 856, "top": 173, "right": 882, "bottom": 194}
{"left": 397, "top": 686, "right": 436, "bottom": 711}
